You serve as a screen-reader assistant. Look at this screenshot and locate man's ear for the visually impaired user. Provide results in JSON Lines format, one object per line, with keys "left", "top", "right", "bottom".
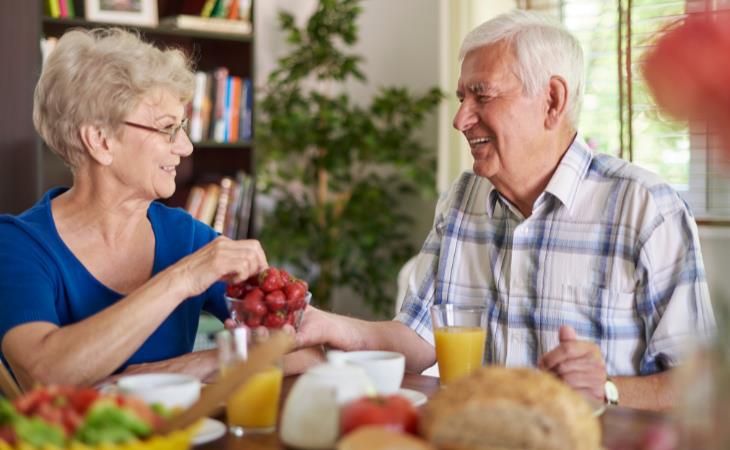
{"left": 79, "top": 124, "right": 114, "bottom": 166}
{"left": 544, "top": 76, "right": 569, "bottom": 130}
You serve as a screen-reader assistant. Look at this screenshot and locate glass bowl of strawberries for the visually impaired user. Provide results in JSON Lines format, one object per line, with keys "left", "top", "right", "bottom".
{"left": 224, "top": 267, "right": 311, "bottom": 330}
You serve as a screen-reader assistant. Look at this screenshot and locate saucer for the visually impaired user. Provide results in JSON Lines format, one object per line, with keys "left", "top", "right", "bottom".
{"left": 192, "top": 417, "right": 226, "bottom": 445}
{"left": 397, "top": 388, "right": 428, "bottom": 407}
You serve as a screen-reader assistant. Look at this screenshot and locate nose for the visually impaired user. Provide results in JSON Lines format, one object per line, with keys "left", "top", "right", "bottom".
{"left": 453, "top": 101, "right": 477, "bottom": 132}
{"left": 172, "top": 130, "right": 194, "bottom": 157}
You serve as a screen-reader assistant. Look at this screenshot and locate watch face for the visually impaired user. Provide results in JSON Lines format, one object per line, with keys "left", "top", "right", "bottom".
{"left": 604, "top": 380, "right": 619, "bottom": 405}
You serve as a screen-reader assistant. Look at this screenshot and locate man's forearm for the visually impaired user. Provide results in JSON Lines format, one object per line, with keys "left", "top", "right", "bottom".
{"left": 613, "top": 370, "right": 676, "bottom": 411}
{"left": 347, "top": 319, "right": 436, "bottom": 373}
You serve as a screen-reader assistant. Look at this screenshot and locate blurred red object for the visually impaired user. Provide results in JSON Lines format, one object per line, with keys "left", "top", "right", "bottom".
{"left": 642, "top": 12, "right": 730, "bottom": 152}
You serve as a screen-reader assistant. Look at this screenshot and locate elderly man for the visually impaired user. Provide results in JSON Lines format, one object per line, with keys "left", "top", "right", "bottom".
{"left": 297, "top": 10, "right": 715, "bottom": 410}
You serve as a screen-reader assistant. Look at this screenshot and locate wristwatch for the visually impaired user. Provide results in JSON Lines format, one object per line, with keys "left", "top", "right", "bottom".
{"left": 604, "top": 378, "right": 619, "bottom": 405}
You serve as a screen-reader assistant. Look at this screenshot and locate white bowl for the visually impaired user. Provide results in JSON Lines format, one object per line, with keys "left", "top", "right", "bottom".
{"left": 327, "top": 350, "right": 405, "bottom": 395}
{"left": 117, "top": 373, "right": 201, "bottom": 410}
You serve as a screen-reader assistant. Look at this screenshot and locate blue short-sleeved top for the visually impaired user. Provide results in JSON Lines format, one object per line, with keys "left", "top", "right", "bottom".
{"left": 0, "top": 188, "right": 228, "bottom": 373}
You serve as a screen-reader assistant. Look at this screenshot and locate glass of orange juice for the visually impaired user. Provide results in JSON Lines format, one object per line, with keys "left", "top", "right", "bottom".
{"left": 430, "top": 304, "right": 487, "bottom": 384}
{"left": 217, "top": 328, "right": 284, "bottom": 436}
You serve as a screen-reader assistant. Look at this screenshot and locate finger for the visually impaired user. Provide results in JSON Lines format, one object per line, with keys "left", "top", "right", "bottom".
{"left": 539, "top": 342, "right": 597, "bottom": 370}
{"left": 223, "top": 319, "right": 237, "bottom": 330}
{"left": 558, "top": 370, "right": 605, "bottom": 396}
{"left": 559, "top": 325, "right": 577, "bottom": 342}
{"left": 282, "top": 324, "right": 296, "bottom": 336}
{"left": 552, "top": 356, "right": 605, "bottom": 378}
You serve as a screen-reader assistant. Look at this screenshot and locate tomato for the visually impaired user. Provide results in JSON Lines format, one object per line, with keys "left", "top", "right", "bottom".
{"left": 340, "top": 395, "right": 419, "bottom": 436}
{"left": 13, "top": 388, "right": 53, "bottom": 415}
{"left": 68, "top": 388, "right": 100, "bottom": 415}
{"left": 263, "top": 311, "right": 286, "bottom": 328}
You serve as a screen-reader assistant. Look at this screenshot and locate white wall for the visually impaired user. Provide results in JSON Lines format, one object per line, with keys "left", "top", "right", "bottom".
{"left": 255, "top": 0, "right": 441, "bottom": 318}
{"left": 698, "top": 226, "right": 730, "bottom": 305}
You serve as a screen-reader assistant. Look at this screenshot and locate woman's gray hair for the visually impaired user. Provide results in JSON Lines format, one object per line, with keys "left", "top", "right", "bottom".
{"left": 459, "top": 10, "right": 584, "bottom": 126}
{"left": 33, "top": 28, "right": 196, "bottom": 171}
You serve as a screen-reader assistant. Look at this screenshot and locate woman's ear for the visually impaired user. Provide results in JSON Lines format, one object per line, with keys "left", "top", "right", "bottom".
{"left": 79, "top": 124, "right": 114, "bottom": 166}
{"left": 544, "top": 76, "right": 569, "bottom": 130}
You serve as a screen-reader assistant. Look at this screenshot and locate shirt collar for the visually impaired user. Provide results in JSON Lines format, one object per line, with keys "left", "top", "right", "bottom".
{"left": 543, "top": 135, "right": 593, "bottom": 215}
{"left": 484, "top": 135, "right": 594, "bottom": 218}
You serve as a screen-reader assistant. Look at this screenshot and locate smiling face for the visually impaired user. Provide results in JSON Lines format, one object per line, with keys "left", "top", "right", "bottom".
{"left": 453, "top": 41, "right": 551, "bottom": 187}
{"left": 110, "top": 88, "right": 193, "bottom": 200}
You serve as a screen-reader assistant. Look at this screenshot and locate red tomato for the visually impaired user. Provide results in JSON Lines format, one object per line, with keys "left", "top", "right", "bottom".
{"left": 13, "top": 388, "right": 53, "bottom": 415}
{"left": 68, "top": 388, "right": 100, "bottom": 415}
{"left": 340, "top": 395, "right": 419, "bottom": 436}
{"left": 0, "top": 425, "right": 16, "bottom": 445}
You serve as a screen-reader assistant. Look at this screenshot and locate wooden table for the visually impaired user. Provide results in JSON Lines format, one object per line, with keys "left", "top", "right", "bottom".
{"left": 198, "top": 373, "right": 675, "bottom": 449}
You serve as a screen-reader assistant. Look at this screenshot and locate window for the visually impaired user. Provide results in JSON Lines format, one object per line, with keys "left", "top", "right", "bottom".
{"left": 554, "top": 0, "right": 730, "bottom": 219}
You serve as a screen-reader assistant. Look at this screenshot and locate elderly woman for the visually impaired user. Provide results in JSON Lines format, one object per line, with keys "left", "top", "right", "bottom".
{"left": 0, "top": 28, "right": 268, "bottom": 389}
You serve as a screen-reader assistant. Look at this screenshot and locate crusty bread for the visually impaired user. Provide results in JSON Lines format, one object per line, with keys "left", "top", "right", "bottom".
{"left": 336, "top": 426, "right": 437, "bottom": 450}
{"left": 419, "top": 367, "right": 601, "bottom": 450}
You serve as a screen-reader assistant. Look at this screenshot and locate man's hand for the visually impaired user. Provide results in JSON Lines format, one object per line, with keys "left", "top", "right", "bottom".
{"left": 538, "top": 325, "right": 606, "bottom": 402}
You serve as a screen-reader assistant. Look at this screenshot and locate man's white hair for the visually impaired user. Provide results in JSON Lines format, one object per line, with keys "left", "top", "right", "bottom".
{"left": 459, "top": 10, "right": 585, "bottom": 126}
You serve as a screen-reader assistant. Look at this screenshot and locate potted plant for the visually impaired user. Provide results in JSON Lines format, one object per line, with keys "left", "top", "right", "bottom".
{"left": 256, "top": 0, "right": 442, "bottom": 314}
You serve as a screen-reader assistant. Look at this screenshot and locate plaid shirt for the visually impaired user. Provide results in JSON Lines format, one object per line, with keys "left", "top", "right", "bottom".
{"left": 396, "top": 137, "right": 715, "bottom": 376}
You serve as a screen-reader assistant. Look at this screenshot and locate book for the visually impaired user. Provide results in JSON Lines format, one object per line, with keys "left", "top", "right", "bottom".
{"left": 213, "top": 177, "right": 233, "bottom": 233}
{"left": 211, "top": 67, "right": 229, "bottom": 142}
{"left": 185, "top": 185, "right": 206, "bottom": 218}
{"left": 159, "top": 15, "right": 252, "bottom": 36}
{"left": 200, "top": 0, "right": 218, "bottom": 17}
{"left": 240, "top": 78, "right": 253, "bottom": 140}
{"left": 198, "top": 183, "right": 221, "bottom": 225}
{"left": 229, "top": 76, "right": 242, "bottom": 142}
{"left": 236, "top": 174, "right": 255, "bottom": 238}
{"left": 189, "top": 72, "right": 208, "bottom": 142}
{"left": 45, "top": 0, "right": 60, "bottom": 18}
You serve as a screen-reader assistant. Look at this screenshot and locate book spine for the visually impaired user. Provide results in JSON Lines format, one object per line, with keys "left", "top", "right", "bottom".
{"left": 189, "top": 72, "right": 207, "bottom": 142}
{"left": 66, "top": 0, "right": 75, "bottom": 18}
{"left": 58, "top": 0, "right": 67, "bottom": 18}
{"left": 213, "top": 177, "right": 233, "bottom": 233}
{"left": 46, "top": 0, "right": 60, "bottom": 18}
{"left": 201, "top": 0, "right": 218, "bottom": 17}
{"left": 212, "top": 67, "right": 229, "bottom": 142}
{"left": 223, "top": 75, "right": 233, "bottom": 143}
{"left": 229, "top": 76, "right": 242, "bottom": 142}
{"left": 241, "top": 78, "right": 253, "bottom": 140}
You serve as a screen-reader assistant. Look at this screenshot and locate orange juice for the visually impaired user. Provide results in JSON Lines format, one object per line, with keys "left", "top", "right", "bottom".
{"left": 227, "top": 365, "right": 283, "bottom": 432}
{"left": 434, "top": 326, "right": 486, "bottom": 384}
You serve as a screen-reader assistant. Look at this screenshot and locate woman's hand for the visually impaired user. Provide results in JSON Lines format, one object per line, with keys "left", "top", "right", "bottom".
{"left": 171, "top": 236, "right": 268, "bottom": 298}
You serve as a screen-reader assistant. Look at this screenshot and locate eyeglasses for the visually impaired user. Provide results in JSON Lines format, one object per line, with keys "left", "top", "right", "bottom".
{"left": 123, "top": 118, "right": 189, "bottom": 144}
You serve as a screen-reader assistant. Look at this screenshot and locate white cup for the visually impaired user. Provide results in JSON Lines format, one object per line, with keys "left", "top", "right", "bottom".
{"left": 117, "top": 373, "right": 201, "bottom": 410}
{"left": 327, "top": 350, "right": 405, "bottom": 395}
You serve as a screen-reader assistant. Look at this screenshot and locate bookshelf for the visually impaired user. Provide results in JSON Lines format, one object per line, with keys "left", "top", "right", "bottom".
{"left": 0, "top": 1, "right": 256, "bottom": 236}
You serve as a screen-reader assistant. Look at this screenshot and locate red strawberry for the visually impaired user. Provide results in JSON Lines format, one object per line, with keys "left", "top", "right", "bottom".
{"left": 286, "top": 311, "right": 296, "bottom": 326}
{"left": 265, "top": 290, "right": 287, "bottom": 312}
{"left": 246, "top": 274, "right": 260, "bottom": 286}
{"left": 264, "top": 311, "right": 286, "bottom": 328}
{"left": 226, "top": 282, "right": 245, "bottom": 299}
{"left": 259, "top": 268, "right": 285, "bottom": 292}
{"left": 243, "top": 297, "right": 267, "bottom": 318}
{"left": 243, "top": 287, "right": 265, "bottom": 303}
{"left": 284, "top": 282, "right": 306, "bottom": 302}
{"left": 245, "top": 315, "right": 263, "bottom": 327}
{"left": 68, "top": 388, "right": 100, "bottom": 415}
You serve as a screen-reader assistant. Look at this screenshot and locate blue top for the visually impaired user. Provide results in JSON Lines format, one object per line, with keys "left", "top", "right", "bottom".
{"left": 0, "top": 188, "right": 228, "bottom": 373}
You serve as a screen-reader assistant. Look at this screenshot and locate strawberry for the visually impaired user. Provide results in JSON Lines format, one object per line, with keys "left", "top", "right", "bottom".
{"left": 259, "top": 268, "right": 285, "bottom": 292}
{"left": 245, "top": 315, "right": 263, "bottom": 327}
{"left": 264, "top": 311, "right": 286, "bottom": 328}
{"left": 226, "top": 282, "right": 246, "bottom": 299}
{"left": 265, "top": 290, "right": 287, "bottom": 312}
{"left": 243, "top": 297, "right": 267, "bottom": 318}
{"left": 243, "top": 287, "right": 265, "bottom": 303}
{"left": 284, "top": 282, "right": 306, "bottom": 302}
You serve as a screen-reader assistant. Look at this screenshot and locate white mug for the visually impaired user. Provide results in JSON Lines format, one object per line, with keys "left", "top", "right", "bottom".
{"left": 327, "top": 350, "right": 405, "bottom": 395}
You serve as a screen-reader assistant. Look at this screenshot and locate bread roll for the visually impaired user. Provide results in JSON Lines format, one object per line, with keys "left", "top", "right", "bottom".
{"left": 419, "top": 367, "right": 601, "bottom": 450}
{"left": 337, "top": 426, "right": 437, "bottom": 450}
